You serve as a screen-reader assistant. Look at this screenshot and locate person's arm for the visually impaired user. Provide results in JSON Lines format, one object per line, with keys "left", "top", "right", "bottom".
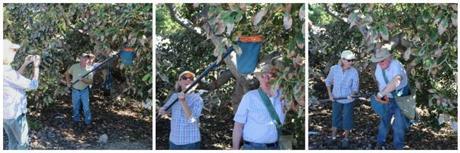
{"left": 232, "top": 122, "right": 244, "bottom": 150}
{"left": 80, "top": 78, "right": 93, "bottom": 84}
{"left": 32, "top": 55, "right": 40, "bottom": 81}
{"left": 349, "top": 70, "right": 359, "bottom": 99}
{"left": 188, "top": 94, "right": 203, "bottom": 123}
{"left": 232, "top": 94, "right": 250, "bottom": 149}
{"left": 325, "top": 66, "right": 334, "bottom": 101}
{"left": 378, "top": 75, "right": 402, "bottom": 97}
{"left": 64, "top": 66, "right": 72, "bottom": 88}
{"left": 18, "top": 55, "right": 34, "bottom": 75}
{"left": 178, "top": 92, "right": 193, "bottom": 120}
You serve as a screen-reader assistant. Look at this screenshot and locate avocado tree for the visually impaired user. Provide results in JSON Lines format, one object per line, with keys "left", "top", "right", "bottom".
{"left": 4, "top": 3, "right": 153, "bottom": 111}
{"left": 156, "top": 3, "right": 305, "bottom": 149}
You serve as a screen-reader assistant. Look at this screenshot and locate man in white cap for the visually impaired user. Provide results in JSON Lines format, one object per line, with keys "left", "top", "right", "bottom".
{"left": 3, "top": 39, "right": 41, "bottom": 150}
{"left": 232, "top": 62, "right": 285, "bottom": 150}
{"left": 325, "top": 50, "right": 359, "bottom": 148}
{"left": 64, "top": 53, "right": 94, "bottom": 131}
{"left": 370, "top": 46, "right": 410, "bottom": 149}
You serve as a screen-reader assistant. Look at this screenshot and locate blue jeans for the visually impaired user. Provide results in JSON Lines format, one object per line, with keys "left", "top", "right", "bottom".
{"left": 3, "top": 114, "right": 29, "bottom": 150}
{"left": 169, "top": 141, "right": 200, "bottom": 150}
{"left": 373, "top": 98, "right": 409, "bottom": 149}
{"left": 332, "top": 101, "right": 354, "bottom": 130}
{"left": 243, "top": 141, "right": 280, "bottom": 150}
{"left": 72, "top": 87, "right": 92, "bottom": 125}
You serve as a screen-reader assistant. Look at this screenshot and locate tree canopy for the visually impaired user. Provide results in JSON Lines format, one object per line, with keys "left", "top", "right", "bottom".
{"left": 4, "top": 3, "right": 153, "bottom": 109}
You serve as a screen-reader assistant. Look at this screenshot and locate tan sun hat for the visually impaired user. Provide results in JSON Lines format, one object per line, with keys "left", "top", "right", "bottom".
{"left": 3, "top": 39, "right": 21, "bottom": 65}
{"left": 178, "top": 71, "right": 195, "bottom": 80}
{"left": 340, "top": 50, "right": 356, "bottom": 60}
{"left": 371, "top": 48, "right": 392, "bottom": 63}
{"left": 254, "top": 62, "right": 276, "bottom": 79}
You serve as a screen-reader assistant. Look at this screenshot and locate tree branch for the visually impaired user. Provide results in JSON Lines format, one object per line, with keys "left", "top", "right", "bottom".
{"left": 322, "top": 4, "right": 347, "bottom": 24}
{"left": 166, "top": 4, "right": 204, "bottom": 37}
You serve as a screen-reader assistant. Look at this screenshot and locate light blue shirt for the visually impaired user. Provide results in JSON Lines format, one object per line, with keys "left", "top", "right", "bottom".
{"left": 233, "top": 89, "right": 285, "bottom": 144}
{"left": 325, "top": 64, "right": 359, "bottom": 103}
{"left": 3, "top": 65, "right": 39, "bottom": 119}
{"left": 162, "top": 92, "right": 203, "bottom": 145}
{"left": 374, "top": 59, "right": 408, "bottom": 98}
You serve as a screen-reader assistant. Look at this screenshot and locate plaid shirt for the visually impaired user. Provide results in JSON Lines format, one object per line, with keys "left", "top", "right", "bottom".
{"left": 325, "top": 64, "right": 359, "bottom": 103}
{"left": 162, "top": 92, "right": 203, "bottom": 145}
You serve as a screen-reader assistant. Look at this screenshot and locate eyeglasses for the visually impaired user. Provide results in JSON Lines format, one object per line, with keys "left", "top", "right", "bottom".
{"left": 343, "top": 59, "right": 354, "bottom": 62}
{"left": 378, "top": 59, "right": 389, "bottom": 64}
{"left": 181, "top": 76, "right": 194, "bottom": 81}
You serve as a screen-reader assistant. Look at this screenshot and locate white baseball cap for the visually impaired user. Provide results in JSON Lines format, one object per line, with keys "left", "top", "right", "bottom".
{"left": 340, "top": 50, "right": 356, "bottom": 60}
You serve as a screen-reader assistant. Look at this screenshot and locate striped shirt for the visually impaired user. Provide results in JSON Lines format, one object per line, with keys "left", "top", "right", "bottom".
{"left": 325, "top": 64, "right": 359, "bottom": 103}
{"left": 375, "top": 59, "right": 408, "bottom": 98}
{"left": 162, "top": 92, "right": 203, "bottom": 145}
{"left": 233, "top": 89, "right": 285, "bottom": 144}
{"left": 3, "top": 65, "right": 39, "bottom": 119}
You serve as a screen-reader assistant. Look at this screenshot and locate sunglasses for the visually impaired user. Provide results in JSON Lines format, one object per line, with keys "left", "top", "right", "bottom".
{"left": 343, "top": 59, "right": 354, "bottom": 62}
{"left": 181, "top": 76, "right": 194, "bottom": 81}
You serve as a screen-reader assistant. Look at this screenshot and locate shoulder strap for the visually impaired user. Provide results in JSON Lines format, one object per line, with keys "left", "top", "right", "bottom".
{"left": 258, "top": 88, "right": 282, "bottom": 141}
{"left": 257, "top": 88, "right": 281, "bottom": 126}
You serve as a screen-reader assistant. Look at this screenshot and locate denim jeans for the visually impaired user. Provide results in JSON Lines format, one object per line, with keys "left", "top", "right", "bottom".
{"left": 373, "top": 98, "right": 409, "bottom": 149}
{"left": 72, "top": 87, "right": 91, "bottom": 125}
{"left": 242, "top": 141, "right": 280, "bottom": 150}
{"left": 332, "top": 101, "right": 354, "bottom": 130}
{"left": 3, "top": 114, "right": 29, "bottom": 150}
{"left": 169, "top": 141, "right": 200, "bottom": 150}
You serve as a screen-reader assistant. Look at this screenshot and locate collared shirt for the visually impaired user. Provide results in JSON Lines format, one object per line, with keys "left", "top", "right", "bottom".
{"left": 3, "top": 65, "right": 39, "bottom": 119}
{"left": 66, "top": 63, "right": 93, "bottom": 90}
{"left": 375, "top": 59, "right": 408, "bottom": 98}
{"left": 325, "top": 64, "right": 359, "bottom": 103}
{"left": 162, "top": 92, "right": 203, "bottom": 145}
{"left": 233, "top": 89, "right": 286, "bottom": 144}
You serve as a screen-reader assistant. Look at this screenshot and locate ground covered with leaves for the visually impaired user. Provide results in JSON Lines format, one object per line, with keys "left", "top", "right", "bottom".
{"left": 309, "top": 99, "right": 457, "bottom": 150}
{"left": 3, "top": 88, "right": 152, "bottom": 150}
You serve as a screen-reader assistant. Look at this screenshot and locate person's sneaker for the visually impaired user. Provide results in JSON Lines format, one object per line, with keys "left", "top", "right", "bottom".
{"left": 340, "top": 138, "right": 350, "bottom": 149}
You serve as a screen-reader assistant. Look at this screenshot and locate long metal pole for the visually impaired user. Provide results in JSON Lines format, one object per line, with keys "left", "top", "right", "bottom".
{"left": 163, "top": 47, "right": 234, "bottom": 111}
{"left": 70, "top": 52, "right": 121, "bottom": 86}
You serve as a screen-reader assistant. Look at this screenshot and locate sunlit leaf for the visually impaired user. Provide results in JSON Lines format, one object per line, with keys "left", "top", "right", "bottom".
{"left": 253, "top": 8, "right": 268, "bottom": 26}
{"left": 437, "top": 17, "right": 449, "bottom": 35}
{"left": 283, "top": 13, "right": 293, "bottom": 30}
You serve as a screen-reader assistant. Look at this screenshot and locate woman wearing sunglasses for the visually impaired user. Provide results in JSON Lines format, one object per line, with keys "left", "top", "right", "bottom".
{"left": 158, "top": 71, "right": 203, "bottom": 150}
{"left": 324, "top": 50, "right": 359, "bottom": 148}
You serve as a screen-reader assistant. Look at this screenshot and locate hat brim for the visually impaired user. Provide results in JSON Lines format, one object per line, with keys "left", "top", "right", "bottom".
{"left": 371, "top": 54, "right": 391, "bottom": 63}
{"left": 10, "top": 44, "right": 20, "bottom": 49}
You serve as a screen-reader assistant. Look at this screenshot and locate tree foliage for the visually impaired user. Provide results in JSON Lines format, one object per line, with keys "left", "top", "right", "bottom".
{"left": 309, "top": 3, "right": 457, "bottom": 129}
{"left": 156, "top": 3, "right": 305, "bottom": 149}
{"left": 4, "top": 4, "right": 152, "bottom": 111}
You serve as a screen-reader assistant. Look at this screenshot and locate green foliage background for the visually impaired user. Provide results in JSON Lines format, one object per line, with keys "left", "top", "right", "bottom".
{"left": 4, "top": 4, "right": 152, "bottom": 111}
{"left": 309, "top": 3, "right": 457, "bottom": 129}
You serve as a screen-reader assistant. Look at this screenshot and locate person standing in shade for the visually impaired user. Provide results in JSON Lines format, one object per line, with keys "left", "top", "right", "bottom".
{"left": 3, "top": 39, "right": 41, "bottom": 150}
{"left": 325, "top": 50, "right": 359, "bottom": 148}
{"left": 65, "top": 53, "right": 94, "bottom": 131}
{"left": 232, "top": 63, "right": 286, "bottom": 150}
{"left": 158, "top": 71, "right": 203, "bottom": 150}
{"left": 370, "top": 47, "right": 410, "bottom": 150}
